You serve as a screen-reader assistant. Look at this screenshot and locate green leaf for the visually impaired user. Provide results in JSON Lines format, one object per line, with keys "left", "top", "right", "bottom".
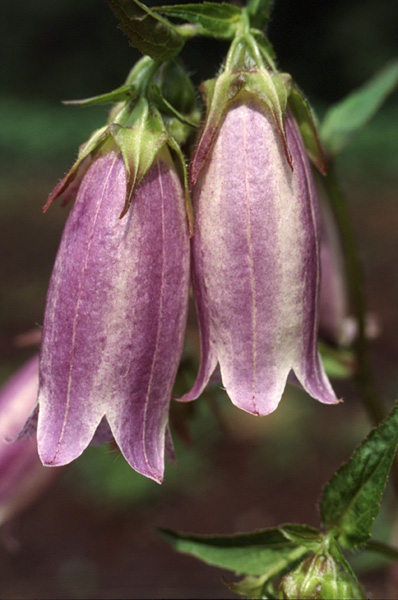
{"left": 288, "top": 85, "right": 326, "bottom": 174}
{"left": 246, "top": 0, "right": 274, "bottom": 30}
{"left": 320, "top": 403, "right": 398, "bottom": 549}
{"left": 320, "top": 60, "right": 398, "bottom": 157}
{"left": 158, "top": 525, "right": 313, "bottom": 576}
{"left": 154, "top": 3, "right": 242, "bottom": 39}
{"left": 107, "top": 0, "right": 184, "bottom": 60}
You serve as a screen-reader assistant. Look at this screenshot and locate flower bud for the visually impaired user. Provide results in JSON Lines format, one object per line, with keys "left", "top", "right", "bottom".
{"left": 183, "top": 97, "right": 338, "bottom": 415}
{"left": 0, "top": 357, "right": 58, "bottom": 525}
{"left": 37, "top": 145, "right": 190, "bottom": 482}
{"left": 278, "top": 554, "right": 365, "bottom": 599}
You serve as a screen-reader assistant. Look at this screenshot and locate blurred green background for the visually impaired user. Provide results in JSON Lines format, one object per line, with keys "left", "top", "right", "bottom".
{"left": 0, "top": 0, "right": 397, "bottom": 598}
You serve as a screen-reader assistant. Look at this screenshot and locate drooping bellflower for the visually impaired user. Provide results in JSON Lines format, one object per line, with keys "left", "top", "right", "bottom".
{"left": 37, "top": 145, "right": 189, "bottom": 482}
{"left": 182, "top": 59, "right": 339, "bottom": 414}
{"left": 36, "top": 58, "right": 194, "bottom": 482}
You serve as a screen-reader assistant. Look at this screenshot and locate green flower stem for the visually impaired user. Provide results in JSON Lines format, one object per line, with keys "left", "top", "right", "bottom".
{"left": 323, "top": 165, "right": 384, "bottom": 423}
{"left": 323, "top": 165, "right": 398, "bottom": 496}
{"left": 364, "top": 539, "right": 398, "bottom": 561}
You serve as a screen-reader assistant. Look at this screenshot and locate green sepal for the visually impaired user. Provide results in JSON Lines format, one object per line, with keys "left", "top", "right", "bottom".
{"left": 62, "top": 84, "right": 135, "bottom": 107}
{"left": 110, "top": 98, "right": 169, "bottom": 218}
{"left": 43, "top": 124, "right": 110, "bottom": 211}
{"left": 191, "top": 68, "right": 292, "bottom": 183}
{"left": 320, "top": 60, "right": 398, "bottom": 157}
{"left": 279, "top": 524, "right": 323, "bottom": 549}
{"left": 149, "top": 84, "right": 198, "bottom": 129}
{"left": 327, "top": 538, "right": 358, "bottom": 581}
{"left": 320, "top": 403, "right": 398, "bottom": 550}
{"left": 167, "top": 135, "right": 194, "bottom": 236}
{"left": 288, "top": 85, "right": 326, "bottom": 174}
{"left": 154, "top": 2, "right": 242, "bottom": 39}
{"left": 107, "top": 0, "right": 184, "bottom": 60}
{"left": 154, "top": 59, "right": 198, "bottom": 116}
{"left": 158, "top": 524, "right": 314, "bottom": 577}
{"left": 318, "top": 342, "right": 355, "bottom": 379}
{"left": 190, "top": 71, "right": 248, "bottom": 183}
{"left": 250, "top": 29, "right": 276, "bottom": 67}
{"left": 243, "top": 69, "right": 293, "bottom": 169}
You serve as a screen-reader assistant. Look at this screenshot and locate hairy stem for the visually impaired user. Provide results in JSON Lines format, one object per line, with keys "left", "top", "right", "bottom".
{"left": 323, "top": 165, "right": 398, "bottom": 496}
{"left": 323, "top": 165, "right": 384, "bottom": 424}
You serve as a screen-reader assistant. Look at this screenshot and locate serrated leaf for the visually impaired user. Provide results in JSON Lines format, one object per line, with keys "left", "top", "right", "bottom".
{"left": 288, "top": 85, "right": 326, "bottom": 174}
{"left": 320, "top": 60, "right": 398, "bottom": 157}
{"left": 107, "top": 0, "right": 184, "bottom": 60}
{"left": 155, "top": 2, "right": 242, "bottom": 39}
{"left": 320, "top": 403, "right": 398, "bottom": 549}
{"left": 158, "top": 525, "right": 312, "bottom": 576}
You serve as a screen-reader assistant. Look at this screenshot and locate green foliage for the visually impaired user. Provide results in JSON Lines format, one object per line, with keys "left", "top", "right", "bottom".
{"left": 320, "top": 60, "right": 398, "bottom": 157}
{"left": 159, "top": 525, "right": 320, "bottom": 577}
{"left": 155, "top": 2, "right": 242, "bottom": 39}
{"left": 107, "top": 0, "right": 184, "bottom": 60}
{"left": 320, "top": 404, "right": 398, "bottom": 549}
{"left": 161, "top": 406, "right": 398, "bottom": 596}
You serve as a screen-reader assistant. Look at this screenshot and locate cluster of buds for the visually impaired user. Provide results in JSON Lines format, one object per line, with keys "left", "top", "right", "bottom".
{"left": 278, "top": 553, "right": 365, "bottom": 599}
{"left": 7, "top": 10, "right": 343, "bottom": 485}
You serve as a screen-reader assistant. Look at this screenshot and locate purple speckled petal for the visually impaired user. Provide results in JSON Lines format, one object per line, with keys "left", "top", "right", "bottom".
{"left": 104, "top": 154, "right": 190, "bottom": 481}
{"left": 185, "top": 101, "right": 338, "bottom": 414}
{"left": 179, "top": 238, "right": 218, "bottom": 402}
{"left": 38, "top": 148, "right": 189, "bottom": 481}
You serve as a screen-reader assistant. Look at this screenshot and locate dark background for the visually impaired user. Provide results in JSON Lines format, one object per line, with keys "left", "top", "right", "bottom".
{"left": 0, "top": 1, "right": 398, "bottom": 598}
